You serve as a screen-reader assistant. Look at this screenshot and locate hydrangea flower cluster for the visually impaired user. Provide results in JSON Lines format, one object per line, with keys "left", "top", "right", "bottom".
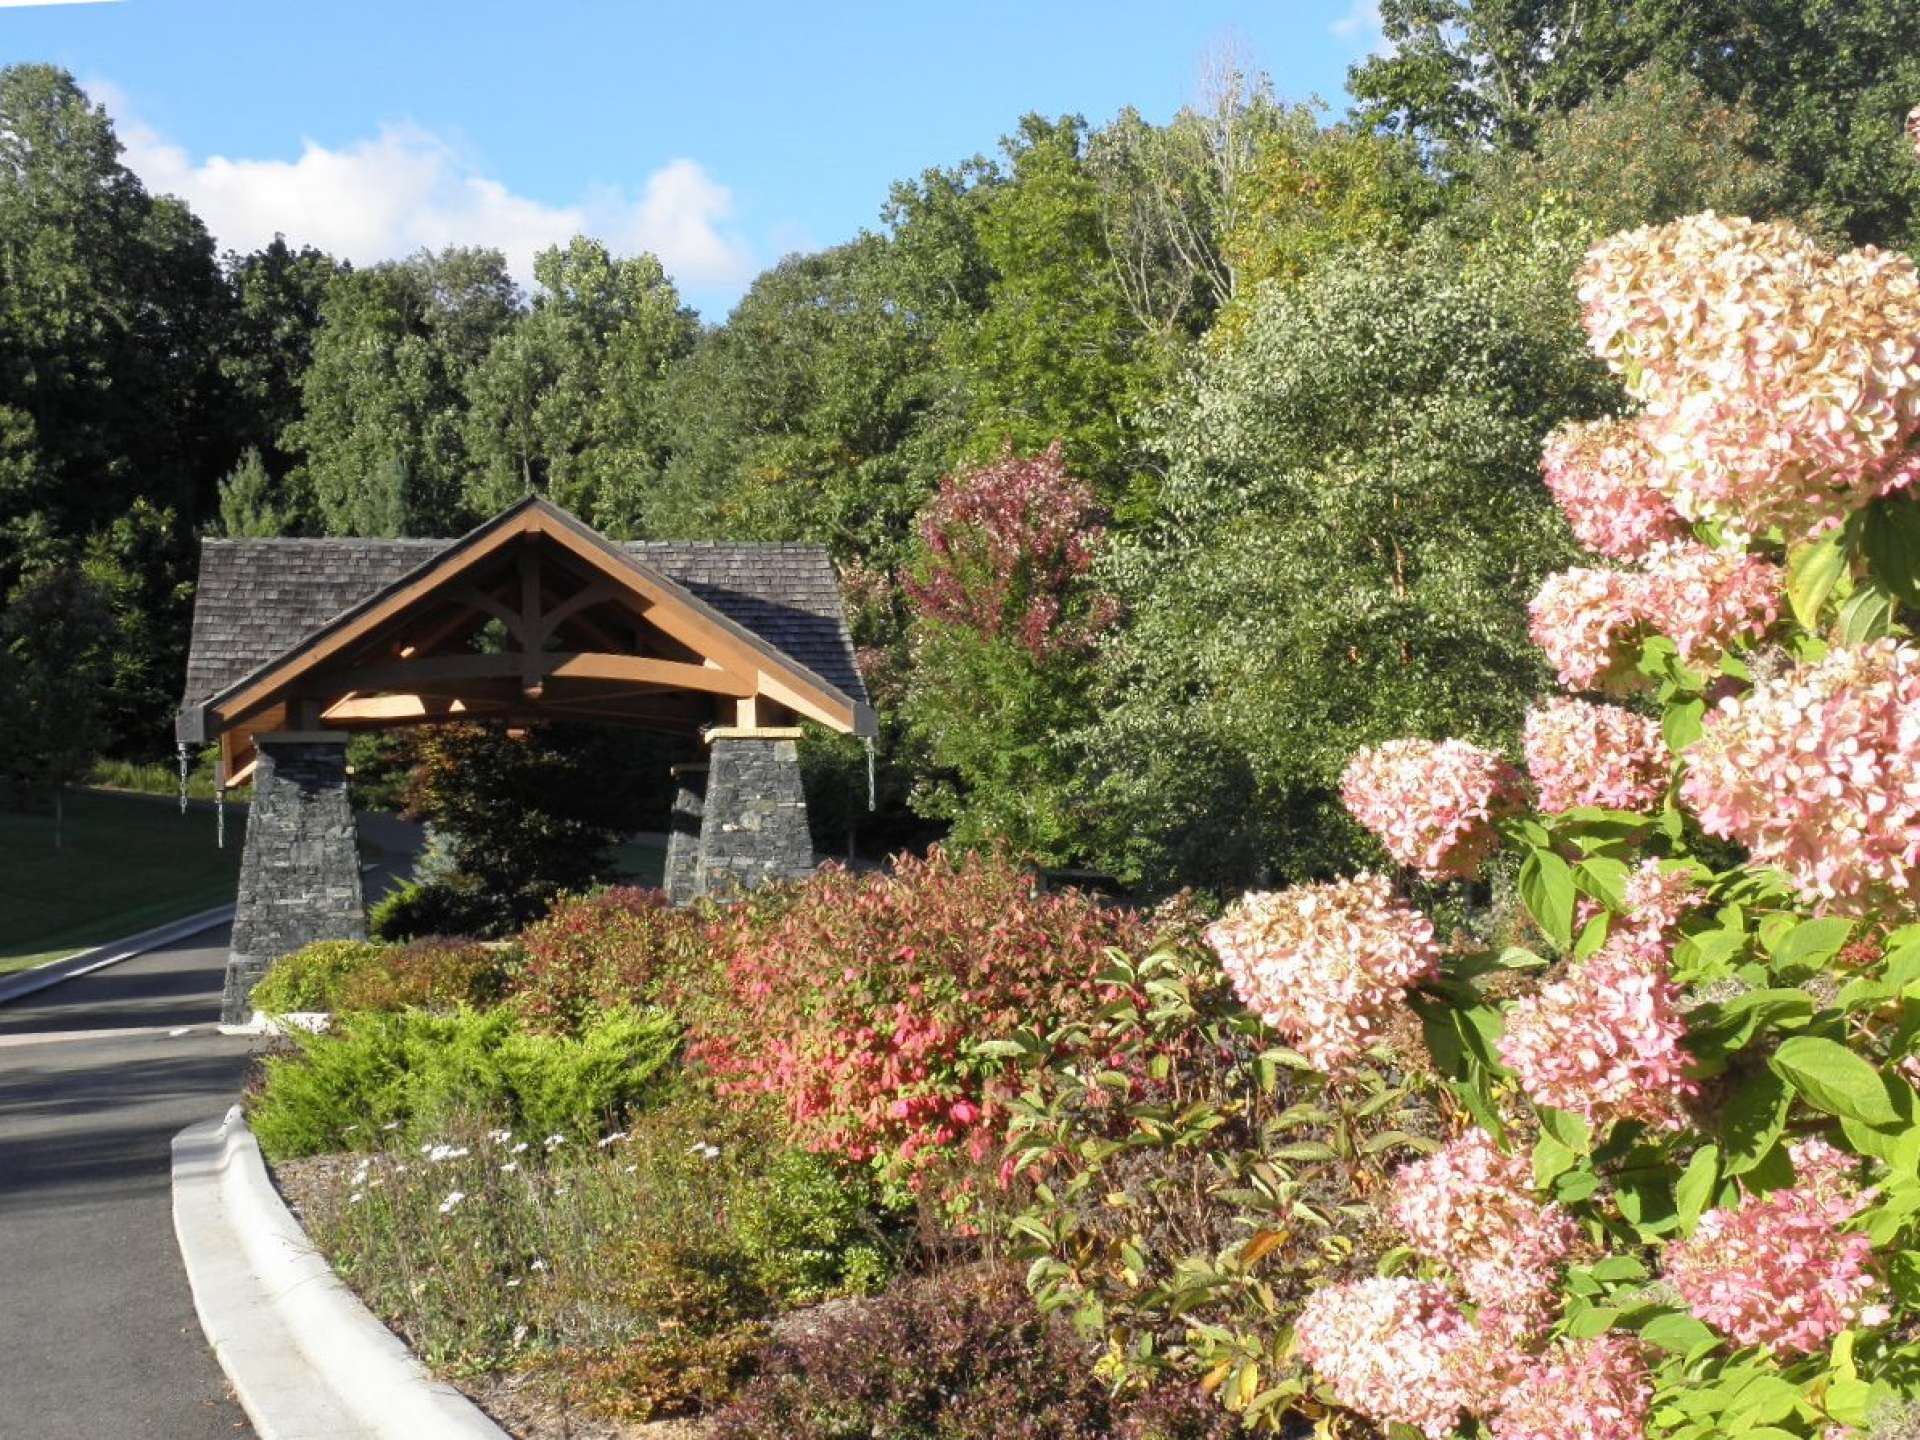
{"left": 1616, "top": 859, "right": 1701, "bottom": 949}
{"left": 1529, "top": 547, "right": 1779, "bottom": 696}
{"left": 1389, "top": 1128, "right": 1579, "bottom": 1326}
{"left": 1636, "top": 542, "right": 1780, "bottom": 667}
{"left": 1497, "top": 937, "right": 1697, "bottom": 1129}
{"left": 1291, "top": 1278, "right": 1476, "bottom": 1440}
{"left": 1341, "top": 738, "right": 1527, "bottom": 880}
{"left": 1680, "top": 640, "right": 1920, "bottom": 913}
{"left": 1523, "top": 698, "right": 1668, "bottom": 814}
{"left": 1663, "top": 1139, "right": 1887, "bottom": 1353}
{"left": 1489, "top": 1335, "right": 1652, "bottom": 1440}
{"left": 1576, "top": 212, "right": 1920, "bottom": 540}
{"left": 1528, "top": 568, "right": 1646, "bottom": 692}
{"left": 1540, "top": 418, "right": 1690, "bottom": 560}
{"left": 1205, "top": 875, "right": 1438, "bottom": 1070}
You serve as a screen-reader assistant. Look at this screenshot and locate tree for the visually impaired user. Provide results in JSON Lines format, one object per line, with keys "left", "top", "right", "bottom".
{"left": 0, "top": 564, "right": 114, "bottom": 845}
{"left": 217, "top": 447, "right": 297, "bottom": 537}
{"left": 1082, "top": 231, "right": 1608, "bottom": 891}
{"left": 462, "top": 237, "right": 696, "bottom": 533}
{"left": 1350, "top": 0, "right": 1920, "bottom": 248}
{"left": 286, "top": 248, "right": 518, "bottom": 537}
{"left": 0, "top": 64, "right": 228, "bottom": 570}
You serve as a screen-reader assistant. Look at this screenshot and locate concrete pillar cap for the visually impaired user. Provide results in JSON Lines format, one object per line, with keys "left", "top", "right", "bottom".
{"left": 704, "top": 726, "right": 805, "bottom": 742}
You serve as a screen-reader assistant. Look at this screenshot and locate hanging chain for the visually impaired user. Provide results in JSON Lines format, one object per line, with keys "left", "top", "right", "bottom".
{"left": 865, "top": 735, "right": 876, "bottom": 813}
{"left": 216, "top": 785, "right": 225, "bottom": 850}
{"left": 177, "top": 742, "right": 190, "bottom": 816}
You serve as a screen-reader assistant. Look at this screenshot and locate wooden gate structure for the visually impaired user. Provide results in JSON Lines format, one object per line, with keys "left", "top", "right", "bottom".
{"left": 176, "top": 496, "right": 874, "bottom": 1022}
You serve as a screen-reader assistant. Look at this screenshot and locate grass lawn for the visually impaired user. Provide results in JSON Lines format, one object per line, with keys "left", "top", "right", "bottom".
{"left": 0, "top": 789, "right": 242, "bottom": 975}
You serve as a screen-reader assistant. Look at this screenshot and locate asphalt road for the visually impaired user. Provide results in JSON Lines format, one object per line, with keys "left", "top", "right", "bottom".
{"left": 0, "top": 922, "right": 257, "bottom": 1439}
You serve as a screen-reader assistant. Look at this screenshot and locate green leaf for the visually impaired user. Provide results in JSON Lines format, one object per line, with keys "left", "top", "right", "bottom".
{"left": 1537, "top": 1106, "right": 1591, "bottom": 1154}
{"left": 1519, "top": 848, "right": 1576, "bottom": 952}
{"left": 1837, "top": 584, "right": 1897, "bottom": 645}
{"left": 1720, "top": 1069, "right": 1791, "bottom": 1176}
{"left": 1636, "top": 1310, "right": 1719, "bottom": 1354}
{"left": 1770, "top": 1036, "right": 1900, "bottom": 1126}
{"left": 1662, "top": 696, "right": 1706, "bottom": 753}
{"left": 1768, "top": 916, "right": 1854, "bottom": 973}
{"left": 1862, "top": 494, "right": 1920, "bottom": 609}
{"left": 1787, "top": 526, "right": 1848, "bottom": 629}
{"left": 1674, "top": 1145, "right": 1719, "bottom": 1237}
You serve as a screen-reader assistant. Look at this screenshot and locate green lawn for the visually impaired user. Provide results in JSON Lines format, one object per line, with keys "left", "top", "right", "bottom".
{"left": 608, "top": 838, "right": 667, "bottom": 889}
{"left": 0, "top": 789, "right": 243, "bottom": 975}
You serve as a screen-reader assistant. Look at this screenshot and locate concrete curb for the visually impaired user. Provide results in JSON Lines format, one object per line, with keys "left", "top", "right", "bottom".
{"left": 173, "top": 1106, "right": 510, "bottom": 1440}
{"left": 0, "top": 904, "right": 237, "bottom": 1007}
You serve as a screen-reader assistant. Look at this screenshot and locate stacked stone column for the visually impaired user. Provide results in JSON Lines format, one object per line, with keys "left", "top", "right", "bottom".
{"left": 222, "top": 731, "right": 365, "bottom": 1024}
{"left": 692, "top": 729, "right": 815, "bottom": 899}
{"left": 662, "top": 761, "right": 708, "bottom": 904}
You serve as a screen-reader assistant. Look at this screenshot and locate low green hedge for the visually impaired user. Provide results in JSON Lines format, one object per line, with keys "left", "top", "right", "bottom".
{"left": 251, "top": 936, "right": 517, "bottom": 1015}
{"left": 250, "top": 1004, "right": 681, "bottom": 1160}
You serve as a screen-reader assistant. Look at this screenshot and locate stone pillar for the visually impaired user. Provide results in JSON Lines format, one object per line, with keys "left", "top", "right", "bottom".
{"left": 222, "top": 731, "right": 365, "bottom": 1023}
{"left": 663, "top": 761, "right": 708, "bottom": 905}
{"left": 696, "top": 729, "right": 815, "bottom": 898}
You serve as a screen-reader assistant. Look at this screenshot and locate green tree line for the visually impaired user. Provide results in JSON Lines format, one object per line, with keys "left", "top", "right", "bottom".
{"left": 3, "top": 1, "right": 1917, "bottom": 887}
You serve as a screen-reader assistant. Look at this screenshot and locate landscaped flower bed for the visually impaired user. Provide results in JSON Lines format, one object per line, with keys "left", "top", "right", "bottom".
{"left": 251, "top": 206, "right": 1920, "bottom": 1439}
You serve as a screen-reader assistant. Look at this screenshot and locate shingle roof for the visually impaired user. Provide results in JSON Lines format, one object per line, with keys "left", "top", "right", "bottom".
{"left": 181, "top": 535, "right": 867, "bottom": 712}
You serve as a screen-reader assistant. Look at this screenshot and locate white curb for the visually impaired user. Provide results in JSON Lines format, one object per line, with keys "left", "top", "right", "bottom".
{"left": 173, "top": 1106, "right": 509, "bottom": 1440}
{"left": 0, "top": 904, "right": 237, "bottom": 1007}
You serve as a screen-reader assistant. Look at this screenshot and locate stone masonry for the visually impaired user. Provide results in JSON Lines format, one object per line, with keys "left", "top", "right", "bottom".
{"left": 696, "top": 734, "right": 814, "bottom": 898}
{"left": 222, "top": 733, "right": 365, "bottom": 1023}
{"left": 663, "top": 762, "right": 708, "bottom": 905}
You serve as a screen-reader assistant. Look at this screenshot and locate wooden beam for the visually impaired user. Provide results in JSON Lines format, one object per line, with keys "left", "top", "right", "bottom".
{"left": 536, "top": 580, "right": 621, "bottom": 647}
{"left": 321, "top": 651, "right": 754, "bottom": 699}
{"left": 448, "top": 584, "right": 532, "bottom": 647}
{"left": 321, "top": 693, "right": 478, "bottom": 723}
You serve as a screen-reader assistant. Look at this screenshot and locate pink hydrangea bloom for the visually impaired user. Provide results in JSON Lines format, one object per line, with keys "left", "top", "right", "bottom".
{"left": 1389, "top": 1128, "right": 1579, "bottom": 1328}
{"left": 1523, "top": 698, "right": 1668, "bottom": 814}
{"left": 1577, "top": 213, "right": 1920, "bottom": 540}
{"left": 1206, "top": 875, "right": 1438, "bottom": 1071}
{"left": 1529, "top": 568, "right": 1645, "bottom": 693}
{"left": 1498, "top": 937, "right": 1697, "bottom": 1129}
{"left": 1292, "top": 1278, "right": 1477, "bottom": 1440}
{"left": 1541, "top": 419, "right": 1690, "bottom": 560}
{"left": 1617, "top": 860, "right": 1701, "bottom": 948}
{"left": 1680, "top": 640, "right": 1920, "bottom": 914}
{"left": 1341, "top": 738, "right": 1527, "bottom": 881}
{"left": 1636, "top": 542, "right": 1780, "bottom": 669}
{"left": 1490, "top": 1335, "right": 1652, "bottom": 1440}
{"left": 1663, "top": 1138, "right": 1887, "bottom": 1354}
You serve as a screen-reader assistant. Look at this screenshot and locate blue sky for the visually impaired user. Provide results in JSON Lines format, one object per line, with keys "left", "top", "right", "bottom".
{"left": 1, "top": 0, "right": 1384, "bottom": 318}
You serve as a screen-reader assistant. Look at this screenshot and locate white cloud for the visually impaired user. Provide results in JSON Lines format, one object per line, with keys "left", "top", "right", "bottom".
{"left": 1329, "top": 0, "right": 1387, "bottom": 53}
{"left": 99, "top": 87, "right": 755, "bottom": 295}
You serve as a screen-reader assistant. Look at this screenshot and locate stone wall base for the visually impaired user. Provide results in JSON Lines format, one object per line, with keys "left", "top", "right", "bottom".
{"left": 696, "top": 736, "right": 814, "bottom": 898}
{"left": 663, "top": 762, "right": 708, "bottom": 905}
{"left": 222, "top": 735, "right": 365, "bottom": 1023}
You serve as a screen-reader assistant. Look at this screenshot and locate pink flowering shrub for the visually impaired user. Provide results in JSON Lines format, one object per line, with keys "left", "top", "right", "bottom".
{"left": 1205, "top": 874, "right": 1437, "bottom": 1070}
{"left": 1577, "top": 212, "right": 1920, "bottom": 540}
{"left": 1003, "top": 198, "right": 1920, "bottom": 1440}
{"left": 1340, "top": 738, "right": 1526, "bottom": 880}
{"left": 1681, "top": 639, "right": 1920, "bottom": 913}
{"left": 1490, "top": 1335, "right": 1651, "bottom": 1440}
{"left": 903, "top": 442, "right": 1116, "bottom": 659}
{"left": 1291, "top": 1278, "right": 1479, "bottom": 1440}
{"left": 1523, "top": 698, "right": 1667, "bottom": 813}
{"left": 1389, "top": 1129, "right": 1579, "bottom": 1326}
{"left": 690, "top": 849, "right": 1146, "bottom": 1194}
{"left": 1663, "top": 1139, "right": 1888, "bottom": 1353}
{"left": 1527, "top": 567, "right": 1645, "bottom": 692}
{"left": 1497, "top": 937, "right": 1698, "bottom": 1128}
{"left": 1541, "top": 419, "right": 1689, "bottom": 560}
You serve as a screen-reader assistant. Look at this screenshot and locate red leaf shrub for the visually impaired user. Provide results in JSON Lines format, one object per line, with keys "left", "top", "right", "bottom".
{"left": 513, "top": 887, "right": 706, "bottom": 1033}
{"left": 334, "top": 936, "right": 517, "bottom": 1013}
{"left": 689, "top": 849, "right": 1148, "bottom": 1190}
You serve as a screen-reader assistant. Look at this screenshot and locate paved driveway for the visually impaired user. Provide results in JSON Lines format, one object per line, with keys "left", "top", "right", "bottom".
{"left": 0, "top": 924, "right": 256, "bottom": 1439}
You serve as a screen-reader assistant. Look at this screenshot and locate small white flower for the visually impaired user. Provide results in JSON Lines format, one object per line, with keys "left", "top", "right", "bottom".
{"left": 488, "top": 1129, "right": 512, "bottom": 1145}
{"left": 426, "top": 1144, "right": 470, "bottom": 1164}
{"left": 543, "top": 1133, "right": 566, "bottom": 1150}
{"left": 381, "top": 1121, "right": 401, "bottom": 1132}
{"left": 419, "top": 1143, "right": 433, "bottom": 1155}
{"left": 438, "top": 1190, "right": 466, "bottom": 1215}
{"left": 596, "top": 1131, "right": 629, "bottom": 1148}
{"left": 510, "top": 1141, "right": 529, "bottom": 1155}
{"left": 688, "top": 1142, "right": 721, "bottom": 1160}
{"left": 349, "top": 1192, "right": 365, "bottom": 1205}
{"left": 500, "top": 1162, "right": 519, "bottom": 1175}
{"left": 505, "top": 1278, "right": 521, "bottom": 1289}
{"left": 623, "top": 1164, "right": 638, "bottom": 1174}
{"left": 530, "top": 1258, "right": 548, "bottom": 1272}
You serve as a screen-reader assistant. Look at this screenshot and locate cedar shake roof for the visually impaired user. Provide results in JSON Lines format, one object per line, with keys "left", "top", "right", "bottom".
{"left": 181, "top": 535, "right": 868, "bottom": 713}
